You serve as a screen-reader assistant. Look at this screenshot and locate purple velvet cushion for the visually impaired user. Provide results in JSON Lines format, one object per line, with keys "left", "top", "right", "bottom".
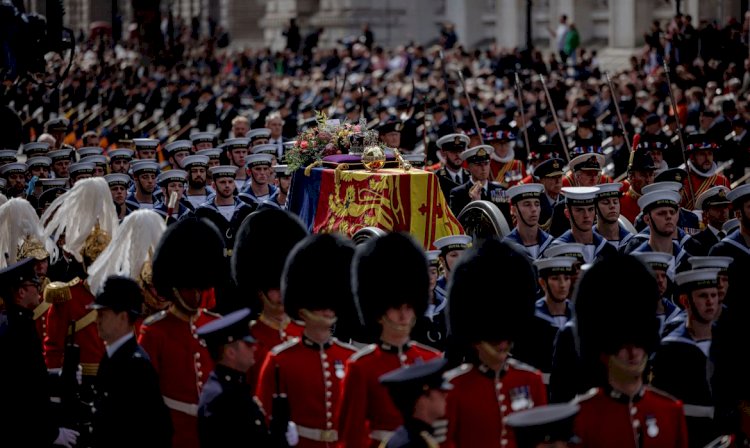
{"left": 323, "top": 153, "right": 396, "bottom": 164}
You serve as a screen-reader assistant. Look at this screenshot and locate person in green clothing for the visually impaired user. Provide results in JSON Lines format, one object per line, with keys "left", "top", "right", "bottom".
{"left": 564, "top": 24, "right": 580, "bottom": 66}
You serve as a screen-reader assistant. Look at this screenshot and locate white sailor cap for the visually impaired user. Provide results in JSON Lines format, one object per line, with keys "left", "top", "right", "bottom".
{"left": 190, "top": 132, "right": 217, "bottom": 144}
{"left": 727, "top": 184, "right": 750, "bottom": 205}
{"left": 104, "top": 173, "right": 131, "bottom": 188}
{"left": 544, "top": 243, "right": 585, "bottom": 262}
{"left": 637, "top": 189, "right": 681, "bottom": 212}
{"left": 695, "top": 186, "right": 731, "bottom": 210}
{"left": 245, "top": 154, "right": 273, "bottom": 167}
{"left": 507, "top": 183, "right": 544, "bottom": 204}
{"left": 247, "top": 128, "right": 271, "bottom": 142}
{"left": 209, "top": 165, "right": 239, "bottom": 179}
{"left": 80, "top": 155, "right": 107, "bottom": 166}
{"left": 403, "top": 153, "right": 426, "bottom": 167}
{"left": 688, "top": 256, "right": 732, "bottom": 273}
{"left": 133, "top": 138, "right": 159, "bottom": 150}
{"left": 22, "top": 142, "right": 50, "bottom": 157}
{"left": 26, "top": 156, "right": 52, "bottom": 168}
{"left": 108, "top": 149, "right": 134, "bottom": 161}
{"left": 723, "top": 218, "right": 740, "bottom": 234}
{"left": 459, "top": 145, "right": 492, "bottom": 163}
{"left": 78, "top": 146, "right": 104, "bottom": 158}
{"left": 165, "top": 140, "right": 192, "bottom": 156}
{"left": 68, "top": 162, "right": 95, "bottom": 177}
{"left": 157, "top": 169, "right": 188, "bottom": 185}
{"left": 182, "top": 155, "right": 209, "bottom": 169}
{"left": 595, "top": 182, "right": 623, "bottom": 199}
{"left": 131, "top": 160, "right": 159, "bottom": 175}
{"left": 633, "top": 252, "right": 672, "bottom": 271}
{"left": 224, "top": 138, "right": 250, "bottom": 150}
{"left": 0, "top": 149, "right": 18, "bottom": 163}
{"left": 433, "top": 234, "right": 472, "bottom": 254}
{"left": 641, "top": 181, "right": 682, "bottom": 195}
{"left": 436, "top": 133, "right": 470, "bottom": 151}
{"left": 426, "top": 250, "right": 441, "bottom": 267}
{"left": 196, "top": 148, "right": 222, "bottom": 159}
{"left": 273, "top": 165, "right": 291, "bottom": 177}
{"left": 674, "top": 269, "right": 720, "bottom": 291}
{"left": 561, "top": 186, "right": 599, "bottom": 205}
{"left": 251, "top": 144, "right": 278, "bottom": 155}
{"left": 534, "top": 256, "right": 577, "bottom": 276}
{"left": 48, "top": 149, "right": 72, "bottom": 162}
{"left": 0, "top": 162, "right": 27, "bottom": 176}
{"left": 37, "top": 177, "right": 68, "bottom": 188}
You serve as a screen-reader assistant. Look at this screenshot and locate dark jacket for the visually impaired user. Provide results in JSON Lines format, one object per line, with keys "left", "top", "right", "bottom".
{"left": 385, "top": 418, "right": 440, "bottom": 448}
{"left": 449, "top": 180, "right": 510, "bottom": 223}
{"left": 93, "top": 336, "right": 172, "bottom": 448}
{"left": 435, "top": 167, "right": 470, "bottom": 202}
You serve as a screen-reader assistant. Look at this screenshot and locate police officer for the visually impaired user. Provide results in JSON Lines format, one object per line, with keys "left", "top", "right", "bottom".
{"left": 378, "top": 358, "right": 452, "bottom": 448}
{"left": 572, "top": 255, "right": 689, "bottom": 448}
{"left": 256, "top": 233, "right": 357, "bottom": 447}
{"left": 338, "top": 233, "right": 441, "bottom": 448}
{"left": 90, "top": 276, "right": 172, "bottom": 448}
{"left": 196, "top": 308, "right": 271, "bottom": 448}
{"left": 443, "top": 238, "right": 546, "bottom": 448}
{"left": 503, "top": 183, "right": 554, "bottom": 259}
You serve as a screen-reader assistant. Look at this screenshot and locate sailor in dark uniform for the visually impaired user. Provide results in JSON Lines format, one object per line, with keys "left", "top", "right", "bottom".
{"left": 164, "top": 140, "right": 193, "bottom": 170}
{"left": 431, "top": 235, "right": 471, "bottom": 303}
{"left": 239, "top": 154, "right": 277, "bottom": 206}
{"left": 545, "top": 187, "right": 618, "bottom": 264}
{"left": 433, "top": 133, "right": 470, "bottom": 201}
{"left": 592, "top": 182, "right": 634, "bottom": 251}
{"left": 264, "top": 164, "right": 291, "bottom": 210}
{"left": 125, "top": 160, "right": 159, "bottom": 211}
{"left": 691, "top": 186, "right": 732, "bottom": 256}
{"left": 652, "top": 269, "right": 722, "bottom": 447}
{"left": 196, "top": 308, "right": 271, "bottom": 448}
{"left": 533, "top": 157, "right": 565, "bottom": 233}
{"left": 154, "top": 169, "right": 193, "bottom": 225}
{"left": 378, "top": 358, "right": 452, "bottom": 448}
{"left": 132, "top": 138, "right": 159, "bottom": 161}
{"left": 709, "top": 184, "right": 750, "bottom": 267}
{"left": 505, "top": 403, "right": 580, "bottom": 448}
{"left": 48, "top": 148, "right": 72, "bottom": 180}
{"left": 105, "top": 173, "right": 133, "bottom": 221}
{"left": 503, "top": 183, "right": 554, "bottom": 260}
{"left": 108, "top": 148, "right": 134, "bottom": 175}
{"left": 633, "top": 252, "right": 681, "bottom": 336}
{"left": 632, "top": 169, "right": 701, "bottom": 236}
{"left": 191, "top": 165, "right": 255, "bottom": 254}
{"left": 191, "top": 131, "right": 217, "bottom": 152}
{"left": 182, "top": 155, "right": 215, "bottom": 209}
{"left": 412, "top": 250, "right": 448, "bottom": 351}
{"left": 449, "top": 145, "right": 509, "bottom": 221}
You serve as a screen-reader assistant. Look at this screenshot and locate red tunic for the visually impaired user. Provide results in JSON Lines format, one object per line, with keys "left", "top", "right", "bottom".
{"left": 257, "top": 336, "right": 357, "bottom": 448}
{"left": 490, "top": 159, "right": 525, "bottom": 187}
{"left": 33, "top": 301, "right": 51, "bottom": 342}
{"left": 248, "top": 316, "right": 305, "bottom": 389}
{"left": 681, "top": 171, "right": 731, "bottom": 210}
{"left": 442, "top": 360, "right": 548, "bottom": 448}
{"left": 620, "top": 186, "right": 642, "bottom": 224}
{"left": 43, "top": 277, "right": 105, "bottom": 374}
{"left": 336, "top": 341, "right": 441, "bottom": 448}
{"left": 574, "top": 386, "right": 689, "bottom": 448}
{"left": 138, "top": 308, "right": 218, "bottom": 448}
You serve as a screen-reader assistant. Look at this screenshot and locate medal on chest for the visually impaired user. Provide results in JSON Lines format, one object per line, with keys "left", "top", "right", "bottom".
{"left": 645, "top": 415, "right": 659, "bottom": 438}
{"left": 334, "top": 360, "right": 345, "bottom": 379}
{"left": 509, "top": 386, "right": 533, "bottom": 411}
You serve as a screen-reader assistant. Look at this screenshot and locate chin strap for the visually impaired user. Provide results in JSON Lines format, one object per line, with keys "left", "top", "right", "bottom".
{"left": 608, "top": 354, "right": 647, "bottom": 383}
{"left": 172, "top": 287, "right": 200, "bottom": 314}
{"left": 299, "top": 308, "right": 338, "bottom": 328}
{"left": 380, "top": 314, "right": 416, "bottom": 336}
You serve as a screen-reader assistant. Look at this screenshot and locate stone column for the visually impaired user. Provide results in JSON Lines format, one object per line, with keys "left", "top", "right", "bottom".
{"left": 496, "top": 0, "right": 527, "bottom": 49}
{"left": 225, "top": 0, "right": 267, "bottom": 46}
{"left": 444, "top": 0, "right": 485, "bottom": 48}
{"left": 609, "top": 0, "right": 651, "bottom": 48}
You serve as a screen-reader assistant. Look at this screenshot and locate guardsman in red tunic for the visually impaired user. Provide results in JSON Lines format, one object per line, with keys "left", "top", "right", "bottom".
{"left": 681, "top": 134, "right": 731, "bottom": 210}
{"left": 442, "top": 238, "right": 547, "bottom": 448}
{"left": 619, "top": 150, "right": 657, "bottom": 224}
{"left": 139, "top": 218, "right": 226, "bottom": 448}
{"left": 337, "top": 233, "right": 441, "bottom": 448}
{"left": 487, "top": 124, "right": 525, "bottom": 188}
{"left": 572, "top": 254, "right": 688, "bottom": 448}
{"left": 231, "top": 208, "right": 309, "bottom": 388}
{"left": 257, "top": 233, "right": 358, "bottom": 447}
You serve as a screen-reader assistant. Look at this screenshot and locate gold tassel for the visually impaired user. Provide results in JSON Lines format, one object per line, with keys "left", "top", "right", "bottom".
{"left": 304, "top": 160, "right": 323, "bottom": 176}
{"left": 44, "top": 281, "right": 73, "bottom": 303}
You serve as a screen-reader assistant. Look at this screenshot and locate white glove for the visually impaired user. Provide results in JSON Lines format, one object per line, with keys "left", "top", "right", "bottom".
{"left": 76, "top": 364, "right": 82, "bottom": 385}
{"left": 285, "top": 421, "right": 299, "bottom": 446}
{"left": 53, "top": 427, "right": 80, "bottom": 447}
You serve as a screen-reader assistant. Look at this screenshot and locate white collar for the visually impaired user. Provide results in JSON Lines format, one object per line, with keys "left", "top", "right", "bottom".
{"left": 106, "top": 332, "right": 134, "bottom": 358}
{"left": 490, "top": 147, "right": 515, "bottom": 163}
{"left": 687, "top": 159, "right": 719, "bottom": 178}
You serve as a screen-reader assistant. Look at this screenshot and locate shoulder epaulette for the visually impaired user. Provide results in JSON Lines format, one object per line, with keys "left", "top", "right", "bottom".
{"left": 349, "top": 343, "right": 377, "bottom": 362}
{"left": 572, "top": 387, "right": 599, "bottom": 404}
{"left": 409, "top": 341, "right": 442, "bottom": 355}
{"left": 645, "top": 385, "right": 680, "bottom": 403}
{"left": 142, "top": 310, "right": 168, "bottom": 326}
{"left": 44, "top": 280, "right": 74, "bottom": 303}
{"left": 201, "top": 309, "right": 222, "bottom": 319}
{"left": 507, "top": 358, "right": 540, "bottom": 374}
{"left": 270, "top": 337, "right": 300, "bottom": 355}
{"left": 332, "top": 338, "right": 358, "bottom": 352}
{"left": 443, "top": 363, "right": 472, "bottom": 382}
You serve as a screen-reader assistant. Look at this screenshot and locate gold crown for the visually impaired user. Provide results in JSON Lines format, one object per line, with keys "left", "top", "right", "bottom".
{"left": 17, "top": 236, "right": 48, "bottom": 261}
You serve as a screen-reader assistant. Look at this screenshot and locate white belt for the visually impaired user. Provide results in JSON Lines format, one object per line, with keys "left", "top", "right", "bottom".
{"left": 296, "top": 425, "right": 338, "bottom": 442}
{"left": 162, "top": 395, "right": 199, "bottom": 417}
{"left": 370, "top": 430, "right": 395, "bottom": 442}
{"left": 542, "top": 373, "right": 551, "bottom": 385}
{"left": 682, "top": 404, "right": 714, "bottom": 419}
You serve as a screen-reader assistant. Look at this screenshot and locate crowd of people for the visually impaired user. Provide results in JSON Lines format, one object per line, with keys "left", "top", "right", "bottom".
{"left": 1, "top": 8, "right": 750, "bottom": 448}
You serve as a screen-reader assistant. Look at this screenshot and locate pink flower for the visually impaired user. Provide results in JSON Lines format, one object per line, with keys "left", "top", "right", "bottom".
{"left": 354, "top": 125, "right": 361, "bottom": 132}
{"left": 300, "top": 141, "right": 309, "bottom": 150}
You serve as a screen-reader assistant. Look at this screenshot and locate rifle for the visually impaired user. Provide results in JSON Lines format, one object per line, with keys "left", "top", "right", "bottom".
{"left": 539, "top": 74, "right": 571, "bottom": 163}
{"left": 269, "top": 365, "right": 291, "bottom": 447}
{"left": 662, "top": 61, "right": 696, "bottom": 207}
{"left": 437, "top": 51, "right": 457, "bottom": 132}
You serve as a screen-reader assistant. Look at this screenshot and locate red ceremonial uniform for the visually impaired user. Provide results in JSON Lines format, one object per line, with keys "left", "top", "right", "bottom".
{"left": 337, "top": 341, "right": 441, "bottom": 448}
{"left": 138, "top": 307, "right": 219, "bottom": 448}
{"left": 562, "top": 171, "right": 612, "bottom": 187}
{"left": 619, "top": 183, "right": 642, "bottom": 224}
{"left": 490, "top": 159, "right": 525, "bottom": 187}
{"left": 33, "top": 301, "right": 51, "bottom": 342}
{"left": 442, "top": 359, "right": 547, "bottom": 448}
{"left": 248, "top": 315, "right": 304, "bottom": 388}
{"left": 574, "top": 386, "right": 689, "bottom": 448}
{"left": 681, "top": 171, "right": 730, "bottom": 210}
{"left": 43, "top": 277, "right": 105, "bottom": 374}
{"left": 257, "top": 336, "right": 357, "bottom": 447}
